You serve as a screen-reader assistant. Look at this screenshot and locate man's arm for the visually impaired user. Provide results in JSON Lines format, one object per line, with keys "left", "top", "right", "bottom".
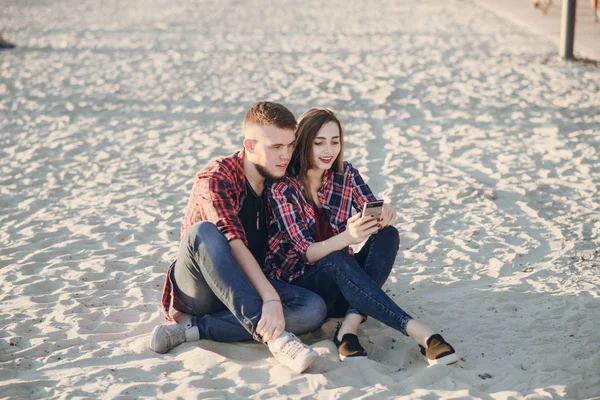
{"left": 188, "top": 170, "right": 284, "bottom": 342}
{"left": 229, "top": 239, "right": 279, "bottom": 301}
{"left": 230, "top": 239, "right": 285, "bottom": 343}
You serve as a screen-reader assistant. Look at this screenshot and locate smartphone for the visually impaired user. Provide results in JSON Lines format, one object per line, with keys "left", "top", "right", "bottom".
{"left": 362, "top": 200, "right": 384, "bottom": 219}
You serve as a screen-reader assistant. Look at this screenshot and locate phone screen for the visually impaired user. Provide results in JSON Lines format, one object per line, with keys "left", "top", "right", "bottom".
{"left": 363, "top": 200, "right": 384, "bottom": 218}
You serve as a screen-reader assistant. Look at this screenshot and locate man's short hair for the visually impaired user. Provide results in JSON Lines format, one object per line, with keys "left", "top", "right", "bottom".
{"left": 244, "top": 101, "right": 297, "bottom": 131}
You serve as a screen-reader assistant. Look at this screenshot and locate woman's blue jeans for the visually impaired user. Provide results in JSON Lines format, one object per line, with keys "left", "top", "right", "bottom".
{"left": 172, "top": 222, "right": 327, "bottom": 343}
{"left": 291, "top": 226, "right": 413, "bottom": 336}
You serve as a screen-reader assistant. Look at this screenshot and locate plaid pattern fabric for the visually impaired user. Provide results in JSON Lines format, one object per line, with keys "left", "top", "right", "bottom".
{"left": 265, "top": 162, "right": 378, "bottom": 282}
{"left": 161, "top": 150, "right": 248, "bottom": 321}
{"left": 179, "top": 150, "right": 248, "bottom": 244}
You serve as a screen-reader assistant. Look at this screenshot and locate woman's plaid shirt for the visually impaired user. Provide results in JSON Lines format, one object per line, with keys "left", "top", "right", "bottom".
{"left": 161, "top": 150, "right": 249, "bottom": 321}
{"left": 264, "top": 162, "right": 378, "bottom": 282}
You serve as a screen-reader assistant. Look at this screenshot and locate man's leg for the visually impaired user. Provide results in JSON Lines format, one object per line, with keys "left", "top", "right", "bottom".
{"left": 153, "top": 222, "right": 325, "bottom": 371}
{"left": 150, "top": 221, "right": 263, "bottom": 353}
{"left": 152, "top": 222, "right": 324, "bottom": 372}
{"left": 172, "top": 221, "right": 264, "bottom": 340}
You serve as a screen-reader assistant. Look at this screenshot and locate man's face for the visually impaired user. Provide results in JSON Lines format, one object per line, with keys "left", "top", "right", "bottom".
{"left": 245, "top": 124, "right": 296, "bottom": 180}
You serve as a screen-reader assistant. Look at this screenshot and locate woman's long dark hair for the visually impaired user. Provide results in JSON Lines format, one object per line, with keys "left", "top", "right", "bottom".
{"left": 287, "top": 108, "right": 344, "bottom": 203}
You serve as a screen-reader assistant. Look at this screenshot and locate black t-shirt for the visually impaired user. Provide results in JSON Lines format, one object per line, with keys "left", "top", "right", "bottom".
{"left": 238, "top": 181, "right": 268, "bottom": 269}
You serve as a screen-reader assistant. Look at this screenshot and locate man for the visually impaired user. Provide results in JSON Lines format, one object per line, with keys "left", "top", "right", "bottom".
{"left": 149, "top": 102, "right": 326, "bottom": 374}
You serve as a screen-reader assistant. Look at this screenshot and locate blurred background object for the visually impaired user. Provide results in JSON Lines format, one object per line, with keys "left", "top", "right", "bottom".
{"left": 0, "top": 34, "right": 16, "bottom": 49}
{"left": 533, "top": 0, "right": 599, "bottom": 21}
{"left": 532, "top": 0, "right": 553, "bottom": 15}
{"left": 479, "top": 0, "right": 599, "bottom": 60}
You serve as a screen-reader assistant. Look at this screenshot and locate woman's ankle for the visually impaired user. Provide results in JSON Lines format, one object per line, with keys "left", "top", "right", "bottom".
{"left": 406, "top": 319, "right": 435, "bottom": 348}
{"left": 337, "top": 314, "right": 362, "bottom": 341}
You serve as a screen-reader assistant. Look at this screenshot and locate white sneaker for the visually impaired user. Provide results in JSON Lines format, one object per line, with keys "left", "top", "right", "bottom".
{"left": 149, "top": 319, "right": 200, "bottom": 354}
{"left": 267, "top": 331, "right": 318, "bottom": 373}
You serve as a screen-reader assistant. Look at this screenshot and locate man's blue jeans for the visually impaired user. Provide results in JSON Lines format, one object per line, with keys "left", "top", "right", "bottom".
{"left": 172, "top": 222, "right": 327, "bottom": 343}
{"left": 291, "top": 226, "right": 413, "bottom": 336}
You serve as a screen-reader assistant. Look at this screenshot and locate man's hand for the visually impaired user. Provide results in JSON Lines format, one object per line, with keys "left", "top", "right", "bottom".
{"left": 256, "top": 300, "right": 286, "bottom": 343}
{"left": 343, "top": 212, "right": 379, "bottom": 245}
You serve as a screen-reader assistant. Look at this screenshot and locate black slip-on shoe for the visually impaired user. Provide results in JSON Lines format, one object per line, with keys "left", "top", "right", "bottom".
{"left": 419, "top": 334, "right": 458, "bottom": 366}
{"left": 333, "top": 322, "right": 368, "bottom": 361}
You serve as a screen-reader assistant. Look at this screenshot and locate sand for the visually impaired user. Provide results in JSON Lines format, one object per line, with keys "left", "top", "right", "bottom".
{"left": 1, "top": 0, "right": 599, "bottom": 398}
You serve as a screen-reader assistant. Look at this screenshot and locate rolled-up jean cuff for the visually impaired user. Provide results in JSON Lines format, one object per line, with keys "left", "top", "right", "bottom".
{"left": 345, "top": 308, "right": 367, "bottom": 323}
{"left": 399, "top": 316, "right": 413, "bottom": 336}
{"left": 244, "top": 318, "right": 262, "bottom": 343}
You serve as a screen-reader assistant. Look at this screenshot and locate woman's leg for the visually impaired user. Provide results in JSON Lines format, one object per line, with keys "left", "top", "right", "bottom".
{"left": 353, "top": 226, "right": 399, "bottom": 286}
{"left": 338, "top": 226, "right": 400, "bottom": 338}
{"left": 350, "top": 227, "right": 437, "bottom": 348}
{"left": 292, "top": 250, "right": 456, "bottom": 365}
{"left": 292, "top": 250, "right": 413, "bottom": 335}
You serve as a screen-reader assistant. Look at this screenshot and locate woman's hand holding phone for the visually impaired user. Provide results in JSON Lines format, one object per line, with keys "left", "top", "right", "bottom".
{"left": 379, "top": 203, "right": 397, "bottom": 228}
{"left": 343, "top": 212, "right": 379, "bottom": 246}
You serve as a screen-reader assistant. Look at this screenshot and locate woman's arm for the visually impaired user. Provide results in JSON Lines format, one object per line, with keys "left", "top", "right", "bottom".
{"left": 305, "top": 213, "right": 379, "bottom": 263}
{"left": 305, "top": 226, "right": 352, "bottom": 263}
{"left": 269, "top": 179, "right": 379, "bottom": 265}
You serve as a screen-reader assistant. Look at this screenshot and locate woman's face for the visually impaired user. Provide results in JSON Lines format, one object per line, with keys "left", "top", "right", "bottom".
{"left": 311, "top": 121, "right": 341, "bottom": 171}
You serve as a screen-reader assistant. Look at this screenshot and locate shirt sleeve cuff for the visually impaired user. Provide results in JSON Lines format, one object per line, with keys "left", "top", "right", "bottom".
{"left": 222, "top": 229, "right": 248, "bottom": 246}
{"left": 294, "top": 237, "right": 315, "bottom": 264}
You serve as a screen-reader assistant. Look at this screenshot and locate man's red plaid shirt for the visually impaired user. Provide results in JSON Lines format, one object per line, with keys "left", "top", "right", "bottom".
{"left": 161, "top": 150, "right": 248, "bottom": 321}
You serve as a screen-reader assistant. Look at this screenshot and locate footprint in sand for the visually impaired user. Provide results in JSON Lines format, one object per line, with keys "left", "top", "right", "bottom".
{"left": 27, "top": 279, "right": 64, "bottom": 295}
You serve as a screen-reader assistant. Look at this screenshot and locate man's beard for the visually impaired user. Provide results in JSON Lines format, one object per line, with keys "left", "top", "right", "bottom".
{"left": 254, "top": 163, "right": 287, "bottom": 183}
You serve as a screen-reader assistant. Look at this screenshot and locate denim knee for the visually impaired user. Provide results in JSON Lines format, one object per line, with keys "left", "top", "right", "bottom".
{"left": 320, "top": 250, "right": 362, "bottom": 277}
{"left": 321, "top": 250, "right": 354, "bottom": 266}
{"left": 304, "top": 292, "right": 327, "bottom": 332}
{"left": 378, "top": 226, "right": 400, "bottom": 250}
{"left": 185, "top": 221, "right": 226, "bottom": 252}
{"left": 289, "top": 291, "right": 327, "bottom": 334}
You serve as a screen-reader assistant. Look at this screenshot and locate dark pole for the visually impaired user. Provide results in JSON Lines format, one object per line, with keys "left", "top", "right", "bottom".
{"left": 559, "top": 0, "right": 577, "bottom": 60}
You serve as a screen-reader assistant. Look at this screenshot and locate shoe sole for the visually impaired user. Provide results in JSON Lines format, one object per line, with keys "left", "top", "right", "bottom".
{"left": 149, "top": 325, "right": 166, "bottom": 354}
{"left": 293, "top": 351, "right": 319, "bottom": 373}
{"left": 427, "top": 352, "right": 458, "bottom": 366}
{"left": 339, "top": 354, "right": 368, "bottom": 362}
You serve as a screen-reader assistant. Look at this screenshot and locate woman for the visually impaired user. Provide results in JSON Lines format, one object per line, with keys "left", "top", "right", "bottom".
{"left": 265, "top": 108, "right": 457, "bottom": 365}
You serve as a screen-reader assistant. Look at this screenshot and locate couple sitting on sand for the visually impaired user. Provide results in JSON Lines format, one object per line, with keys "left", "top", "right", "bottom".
{"left": 148, "top": 101, "right": 457, "bottom": 373}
